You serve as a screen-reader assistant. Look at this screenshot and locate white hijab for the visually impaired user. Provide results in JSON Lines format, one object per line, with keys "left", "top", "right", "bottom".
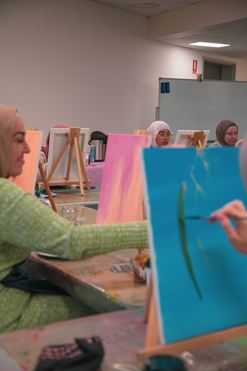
{"left": 147, "top": 121, "right": 172, "bottom": 147}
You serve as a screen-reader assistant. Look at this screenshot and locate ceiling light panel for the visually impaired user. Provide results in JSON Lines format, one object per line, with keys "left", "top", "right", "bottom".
{"left": 190, "top": 42, "right": 230, "bottom": 48}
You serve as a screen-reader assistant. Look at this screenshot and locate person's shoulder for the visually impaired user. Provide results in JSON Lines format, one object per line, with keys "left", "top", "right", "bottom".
{"left": 0, "top": 178, "right": 28, "bottom": 196}
{"left": 0, "top": 177, "right": 13, "bottom": 187}
{"left": 207, "top": 140, "right": 222, "bottom": 148}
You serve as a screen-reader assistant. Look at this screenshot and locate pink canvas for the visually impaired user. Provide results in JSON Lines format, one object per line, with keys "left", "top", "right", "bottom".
{"left": 96, "top": 133, "right": 150, "bottom": 224}
{"left": 9, "top": 131, "right": 42, "bottom": 195}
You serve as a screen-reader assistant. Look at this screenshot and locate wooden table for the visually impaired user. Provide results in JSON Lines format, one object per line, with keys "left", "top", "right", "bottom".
{"left": 2, "top": 310, "right": 247, "bottom": 371}
{"left": 51, "top": 187, "right": 100, "bottom": 206}
{"left": 0, "top": 310, "right": 145, "bottom": 371}
{"left": 25, "top": 249, "right": 148, "bottom": 313}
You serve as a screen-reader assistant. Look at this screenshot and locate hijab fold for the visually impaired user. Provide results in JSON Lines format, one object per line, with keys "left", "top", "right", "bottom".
{"left": 147, "top": 121, "right": 172, "bottom": 147}
{"left": 0, "top": 104, "right": 17, "bottom": 178}
{"left": 216, "top": 120, "right": 237, "bottom": 146}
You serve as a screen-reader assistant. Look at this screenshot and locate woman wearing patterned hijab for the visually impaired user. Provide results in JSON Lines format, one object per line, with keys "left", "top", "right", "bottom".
{"left": 0, "top": 103, "right": 148, "bottom": 333}
{"left": 147, "top": 121, "right": 172, "bottom": 147}
{"left": 208, "top": 120, "right": 245, "bottom": 147}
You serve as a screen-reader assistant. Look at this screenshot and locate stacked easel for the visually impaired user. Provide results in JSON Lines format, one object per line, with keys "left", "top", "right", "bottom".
{"left": 189, "top": 130, "right": 206, "bottom": 149}
{"left": 46, "top": 127, "right": 90, "bottom": 196}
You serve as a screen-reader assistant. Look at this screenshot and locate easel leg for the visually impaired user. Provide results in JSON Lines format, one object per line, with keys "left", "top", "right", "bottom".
{"left": 66, "top": 142, "right": 74, "bottom": 180}
{"left": 78, "top": 148, "right": 90, "bottom": 190}
{"left": 143, "top": 274, "right": 153, "bottom": 323}
{"left": 38, "top": 161, "right": 57, "bottom": 212}
{"left": 145, "top": 281, "right": 159, "bottom": 348}
{"left": 74, "top": 137, "right": 84, "bottom": 196}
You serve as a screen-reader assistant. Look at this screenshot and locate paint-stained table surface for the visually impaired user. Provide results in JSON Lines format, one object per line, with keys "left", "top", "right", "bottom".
{"left": 50, "top": 186, "right": 100, "bottom": 205}
{"left": 0, "top": 310, "right": 146, "bottom": 371}
{"left": 25, "top": 249, "right": 149, "bottom": 312}
{"left": 2, "top": 310, "right": 247, "bottom": 371}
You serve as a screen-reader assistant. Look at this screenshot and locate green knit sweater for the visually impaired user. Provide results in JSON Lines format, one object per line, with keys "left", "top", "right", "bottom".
{"left": 0, "top": 178, "right": 148, "bottom": 332}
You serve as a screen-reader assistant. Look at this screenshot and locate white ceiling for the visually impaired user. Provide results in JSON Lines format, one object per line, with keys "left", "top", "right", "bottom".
{"left": 163, "top": 19, "right": 247, "bottom": 59}
{"left": 92, "top": 0, "right": 247, "bottom": 59}
{"left": 92, "top": 0, "right": 206, "bottom": 17}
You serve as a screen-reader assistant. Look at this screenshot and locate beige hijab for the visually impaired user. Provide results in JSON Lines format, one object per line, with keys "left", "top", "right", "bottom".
{"left": 0, "top": 104, "right": 17, "bottom": 178}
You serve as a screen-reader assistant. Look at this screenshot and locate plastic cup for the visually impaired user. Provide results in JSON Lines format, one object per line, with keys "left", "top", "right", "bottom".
{"left": 61, "top": 206, "right": 77, "bottom": 225}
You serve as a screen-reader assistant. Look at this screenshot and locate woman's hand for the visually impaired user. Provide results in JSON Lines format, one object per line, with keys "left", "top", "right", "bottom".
{"left": 235, "top": 139, "right": 246, "bottom": 147}
{"left": 210, "top": 200, "right": 247, "bottom": 255}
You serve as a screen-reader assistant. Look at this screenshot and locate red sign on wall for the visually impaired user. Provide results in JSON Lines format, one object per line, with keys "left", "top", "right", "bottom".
{"left": 192, "top": 60, "right": 197, "bottom": 74}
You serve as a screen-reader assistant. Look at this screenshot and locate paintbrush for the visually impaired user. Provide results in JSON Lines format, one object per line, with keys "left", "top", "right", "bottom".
{"left": 180, "top": 216, "right": 247, "bottom": 221}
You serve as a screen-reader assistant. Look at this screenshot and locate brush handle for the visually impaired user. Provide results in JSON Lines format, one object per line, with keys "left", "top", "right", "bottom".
{"left": 181, "top": 216, "right": 247, "bottom": 221}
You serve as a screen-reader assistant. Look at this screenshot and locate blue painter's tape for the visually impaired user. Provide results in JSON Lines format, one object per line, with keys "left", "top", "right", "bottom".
{"left": 161, "top": 82, "right": 166, "bottom": 93}
{"left": 161, "top": 82, "right": 170, "bottom": 93}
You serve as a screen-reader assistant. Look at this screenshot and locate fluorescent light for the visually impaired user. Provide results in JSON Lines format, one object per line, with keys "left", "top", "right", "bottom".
{"left": 190, "top": 42, "right": 230, "bottom": 48}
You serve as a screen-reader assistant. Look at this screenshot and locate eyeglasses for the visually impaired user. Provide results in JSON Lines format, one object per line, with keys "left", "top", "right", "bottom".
{"left": 157, "top": 132, "right": 172, "bottom": 138}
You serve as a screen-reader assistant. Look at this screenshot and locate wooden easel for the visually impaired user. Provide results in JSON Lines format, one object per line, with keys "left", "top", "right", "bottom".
{"left": 189, "top": 130, "right": 206, "bottom": 149}
{"left": 137, "top": 275, "right": 247, "bottom": 362}
{"left": 134, "top": 130, "right": 150, "bottom": 136}
{"left": 46, "top": 127, "right": 90, "bottom": 196}
{"left": 38, "top": 161, "right": 57, "bottom": 212}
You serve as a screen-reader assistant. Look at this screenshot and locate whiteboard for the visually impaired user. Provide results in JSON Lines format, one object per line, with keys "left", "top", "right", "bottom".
{"left": 159, "top": 78, "right": 247, "bottom": 141}
{"left": 47, "top": 128, "right": 89, "bottom": 184}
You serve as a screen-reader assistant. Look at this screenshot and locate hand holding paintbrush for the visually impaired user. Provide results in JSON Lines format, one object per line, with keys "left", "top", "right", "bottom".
{"left": 209, "top": 200, "right": 247, "bottom": 255}
{"left": 180, "top": 200, "right": 247, "bottom": 254}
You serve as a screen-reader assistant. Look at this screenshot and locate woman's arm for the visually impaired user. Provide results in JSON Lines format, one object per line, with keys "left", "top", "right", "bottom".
{"left": 210, "top": 200, "right": 247, "bottom": 255}
{"left": 0, "top": 179, "right": 148, "bottom": 259}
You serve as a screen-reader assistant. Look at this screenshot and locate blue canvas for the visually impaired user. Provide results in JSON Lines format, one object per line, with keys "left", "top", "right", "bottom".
{"left": 141, "top": 147, "right": 247, "bottom": 344}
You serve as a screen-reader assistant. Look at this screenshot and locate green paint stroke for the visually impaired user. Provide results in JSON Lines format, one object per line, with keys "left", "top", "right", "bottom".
{"left": 178, "top": 182, "right": 203, "bottom": 301}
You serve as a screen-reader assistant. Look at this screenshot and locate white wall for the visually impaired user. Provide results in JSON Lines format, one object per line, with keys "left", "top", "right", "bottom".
{"left": 0, "top": 0, "right": 247, "bottom": 143}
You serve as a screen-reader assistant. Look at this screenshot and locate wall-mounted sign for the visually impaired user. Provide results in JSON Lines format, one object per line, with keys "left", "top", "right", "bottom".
{"left": 192, "top": 60, "right": 197, "bottom": 74}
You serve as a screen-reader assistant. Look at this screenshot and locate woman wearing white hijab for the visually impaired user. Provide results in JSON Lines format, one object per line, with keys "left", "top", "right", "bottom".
{"left": 147, "top": 121, "right": 172, "bottom": 147}
{"left": 210, "top": 133, "right": 247, "bottom": 255}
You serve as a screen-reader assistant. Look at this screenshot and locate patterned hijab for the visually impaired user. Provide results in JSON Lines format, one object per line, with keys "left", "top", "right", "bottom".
{"left": 0, "top": 104, "right": 17, "bottom": 178}
{"left": 216, "top": 120, "right": 238, "bottom": 146}
{"left": 147, "top": 121, "right": 172, "bottom": 147}
{"left": 41, "top": 124, "right": 70, "bottom": 161}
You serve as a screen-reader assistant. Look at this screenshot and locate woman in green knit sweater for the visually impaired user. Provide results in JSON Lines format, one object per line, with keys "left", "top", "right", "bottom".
{"left": 0, "top": 104, "right": 148, "bottom": 333}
